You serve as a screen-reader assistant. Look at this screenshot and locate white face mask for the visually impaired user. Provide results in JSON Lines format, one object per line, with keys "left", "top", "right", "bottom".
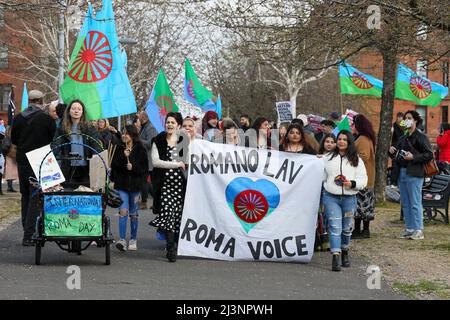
{"left": 404, "top": 119, "right": 414, "bottom": 128}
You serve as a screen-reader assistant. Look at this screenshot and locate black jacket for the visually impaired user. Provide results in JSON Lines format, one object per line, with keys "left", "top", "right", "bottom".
{"left": 111, "top": 141, "right": 148, "bottom": 192}
{"left": 390, "top": 129, "right": 433, "bottom": 182}
{"left": 11, "top": 105, "right": 56, "bottom": 168}
{"left": 391, "top": 122, "right": 404, "bottom": 147}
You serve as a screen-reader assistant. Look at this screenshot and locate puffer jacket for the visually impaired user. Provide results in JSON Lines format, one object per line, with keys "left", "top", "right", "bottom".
{"left": 437, "top": 130, "right": 450, "bottom": 163}
{"left": 323, "top": 153, "right": 368, "bottom": 196}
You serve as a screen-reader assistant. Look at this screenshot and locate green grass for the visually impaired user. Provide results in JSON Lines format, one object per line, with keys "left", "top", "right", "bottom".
{"left": 393, "top": 280, "right": 450, "bottom": 300}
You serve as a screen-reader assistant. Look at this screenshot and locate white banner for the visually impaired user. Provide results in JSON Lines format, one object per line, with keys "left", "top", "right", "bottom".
{"left": 26, "top": 145, "right": 65, "bottom": 190}
{"left": 275, "top": 101, "right": 293, "bottom": 123}
{"left": 178, "top": 140, "right": 324, "bottom": 263}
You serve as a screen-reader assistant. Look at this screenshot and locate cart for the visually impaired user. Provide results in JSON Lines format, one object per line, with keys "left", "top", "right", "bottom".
{"left": 32, "top": 134, "right": 114, "bottom": 265}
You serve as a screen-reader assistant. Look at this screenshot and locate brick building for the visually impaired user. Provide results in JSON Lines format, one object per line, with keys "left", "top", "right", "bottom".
{"left": 347, "top": 52, "right": 450, "bottom": 144}
{"left": 0, "top": 6, "right": 40, "bottom": 125}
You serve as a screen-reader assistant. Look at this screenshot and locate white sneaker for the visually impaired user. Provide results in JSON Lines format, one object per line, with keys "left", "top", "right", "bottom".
{"left": 408, "top": 230, "right": 424, "bottom": 240}
{"left": 115, "top": 239, "right": 127, "bottom": 251}
{"left": 399, "top": 229, "right": 414, "bottom": 239}
{"left": 128, "top": 240, "right": 137, "bottom": 251}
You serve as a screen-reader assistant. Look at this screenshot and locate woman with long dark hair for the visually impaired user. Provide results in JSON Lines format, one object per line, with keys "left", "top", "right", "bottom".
{"left": 150, "top": 112, "right": 189, "bottom": 262}
{"left": 436, "top": 123, "right": 450, "bottom": 163}
{"left": 251, "top": 117, "right": 271, "bottom": 149}
{"left": 389, "top": 110, "right": 433, "bottom": 240}
{"left": 280, "top": 123, "right": 316, "bottom": 155}
{"left": 54, "top": 100, "right": 102, "bottom": 189}
{"left": 352, "top": 114, "right": 376, "bottom": 239}
{"left": 111, "top": 125, "right": 148, "bottom": 251}
{"left": 322, "top": 130, "right": 367, "bottom": 271}
{"left": 202, "top": 111, "right": 220, "bottom": 142}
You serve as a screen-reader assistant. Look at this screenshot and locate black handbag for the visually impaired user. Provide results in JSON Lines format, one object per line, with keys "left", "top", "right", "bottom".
{"left": 106, "top": 186, "right": 123, "bottom": 208}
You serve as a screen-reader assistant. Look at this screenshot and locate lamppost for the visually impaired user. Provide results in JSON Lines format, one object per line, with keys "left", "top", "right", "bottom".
{"left": 118, "top": 36, "right": 137, "bottom": 131}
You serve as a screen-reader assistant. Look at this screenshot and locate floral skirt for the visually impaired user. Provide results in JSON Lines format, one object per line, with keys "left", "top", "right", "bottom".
{"left": 355, "top": 188, "right": 375, "bottom": 221}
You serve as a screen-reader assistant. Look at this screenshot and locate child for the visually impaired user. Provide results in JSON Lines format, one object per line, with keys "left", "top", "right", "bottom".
{"left": 317, "top": 134, "right": 337, "bottom": 252}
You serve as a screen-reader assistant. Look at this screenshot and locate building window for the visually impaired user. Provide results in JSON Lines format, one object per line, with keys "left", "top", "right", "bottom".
{"left": 0, "top": 46, "right": 8, "bottom": 69}
{"left": 416, "top": 106, "right": 427, "bottom": 132}
{"left": 442, "top": 106, "right": 449, "bottom": 124}
{"left": 0, "top": 84, "right": 12, "bottom": 111}
{"left": 443, "top": 61, "right": 449, "bottom": 87}
{"left": 416, "top": 60, "right": 428, "bottom": 79}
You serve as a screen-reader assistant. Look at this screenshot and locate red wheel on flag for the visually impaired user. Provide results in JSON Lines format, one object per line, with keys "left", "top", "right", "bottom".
{"left": 234, "top": 190, "right": 269, "bottom": 224}
{"left": 351, "top": 72, "right": 374, "bottom": 89}
{"left": 156, "top": 96, "right": 174, "bottom": 111}
{"left": 69, "top": 31, "right": 113, "bottom": 83}
{"left": 187, "top": 79, "right": 196, "bottom": 100}
{"left": 410, "top": 77, "right": 432, "bottom": 99}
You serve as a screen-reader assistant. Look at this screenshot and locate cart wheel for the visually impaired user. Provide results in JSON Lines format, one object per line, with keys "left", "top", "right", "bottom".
{"left": 105, "top": 242, "right": 111, "bottom": 265}
{"left": 35, "top": 241, "right": 42, "bottom": 265}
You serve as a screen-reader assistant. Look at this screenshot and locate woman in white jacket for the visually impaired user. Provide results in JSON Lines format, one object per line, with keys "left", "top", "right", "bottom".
{"left": 323, "top": 130, "right": 368, "bottom": 271}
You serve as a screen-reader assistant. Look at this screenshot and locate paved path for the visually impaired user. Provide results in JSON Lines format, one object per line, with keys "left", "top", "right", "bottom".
{"left": 0, "top": 202, "right": 407, "bottom": 300}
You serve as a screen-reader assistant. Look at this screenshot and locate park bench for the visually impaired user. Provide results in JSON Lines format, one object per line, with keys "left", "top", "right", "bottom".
{"left": 399, "top": 174, "right": 450, "bottom": 224}
{"left": 421, "top": 174, "right": 450, "bottom": 224}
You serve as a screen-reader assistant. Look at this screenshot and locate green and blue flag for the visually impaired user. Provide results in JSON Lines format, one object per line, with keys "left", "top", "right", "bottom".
{"left": 60, "top": 0, "right": 136, "bottom": 120}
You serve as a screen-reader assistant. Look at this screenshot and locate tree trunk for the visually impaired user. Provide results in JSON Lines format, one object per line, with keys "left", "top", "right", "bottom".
{"left": 374, "top": 49, "right": 398, "bottom": 203}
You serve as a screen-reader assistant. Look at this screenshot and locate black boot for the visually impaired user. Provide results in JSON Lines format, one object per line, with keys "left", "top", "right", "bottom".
{"left": 0, "top": 174, "right": 3, "bottom": 195}
{"left": 166, "top": 231, "right": 177, "bottom": 263}
{"left": 332, "top": 253, "right": 341, "bottom": 272}
{"left": 341, "top": 249, "right": 350, "bottom": 267}
{"left": 361, "top": 221, "right": 371, "bottom": 238}
{"left": 352, "top": 218, "right": 362, "bottom": 239}
{"left": 7, "top": 180, "right": 16, "bottom": 192}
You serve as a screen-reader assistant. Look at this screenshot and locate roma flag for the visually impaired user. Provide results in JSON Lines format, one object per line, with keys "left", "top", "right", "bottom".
{"left": 184, "top": 58, "right": 215, "bottom": 111}
{"left": 339, "top": 63, "right": 383, "bottom": 97}
{"left": 145, "top": 69, "right": 179, "bottom": 133}
{"left": 60, "top": 0, "right": 136, "bottom": 120}
{"left": 395, "top": 63, "right": 448, "bottom": 107}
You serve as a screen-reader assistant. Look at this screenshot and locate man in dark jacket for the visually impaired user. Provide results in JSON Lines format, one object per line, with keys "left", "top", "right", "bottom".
{"left": 138, "top": 111, "right": 158, "bottom": 209}
{"left": 11, "top": 90, "right": 56, "bottom": 246}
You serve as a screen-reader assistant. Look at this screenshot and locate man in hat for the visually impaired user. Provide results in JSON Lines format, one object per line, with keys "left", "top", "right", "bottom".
{"left": 11, "top": 89, "right": 56, "bottom": 246}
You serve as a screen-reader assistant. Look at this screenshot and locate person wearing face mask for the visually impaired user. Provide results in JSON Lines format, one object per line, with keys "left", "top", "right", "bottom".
{"left": 111, "top": 125, "right": 148, "bottom": 252}
{"left": 389, "top": 110, "right": 433, "bottom": 240}
{"left": 54, "top": 100, "right": 102, "bottom": 190}
{"left": 149, "top": 112, "right": 189, "bottom": 262}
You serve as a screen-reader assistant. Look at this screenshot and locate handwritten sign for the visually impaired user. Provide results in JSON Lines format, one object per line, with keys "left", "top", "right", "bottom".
{"left": 26, "top": 145, "right": 65, "bottom": 190}
{"left": 276, "top": 101, "right": 293, "bottom": 123}
{"left": 43, "top": 194, "right": 103, "bottom": 237}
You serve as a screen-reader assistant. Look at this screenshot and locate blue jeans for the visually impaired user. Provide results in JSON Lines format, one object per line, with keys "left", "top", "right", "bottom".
{"left": 118, "top": 190, "right": 141, "bottom": 241}
{"left": 323, "top": 191, "right": 357, "bottom": 253}
{"left": 398, "top": 168, "right": 424, "bottom": 231}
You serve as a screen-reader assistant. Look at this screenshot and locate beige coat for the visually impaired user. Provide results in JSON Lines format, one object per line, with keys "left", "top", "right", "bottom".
{"left": 355, "top": 135, "right": 375, "bottom": 188}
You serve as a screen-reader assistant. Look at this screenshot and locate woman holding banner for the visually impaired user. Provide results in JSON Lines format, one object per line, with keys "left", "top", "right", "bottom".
{"left": 322, "top": 130, "right": 367, "bottom": 271}
{"left": 280, "top": 123, "right": 317, "bottom": 155}
{"left": 150, "top": 112, "right": 189, "bottom": 263}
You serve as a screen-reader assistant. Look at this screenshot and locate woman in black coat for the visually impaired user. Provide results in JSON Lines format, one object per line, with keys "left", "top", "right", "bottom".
{"left": 111, "top": 125, "right": 148, "bottom": 251}
{"left": 53, "top": 100, "right": 103, "bottom": 189}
